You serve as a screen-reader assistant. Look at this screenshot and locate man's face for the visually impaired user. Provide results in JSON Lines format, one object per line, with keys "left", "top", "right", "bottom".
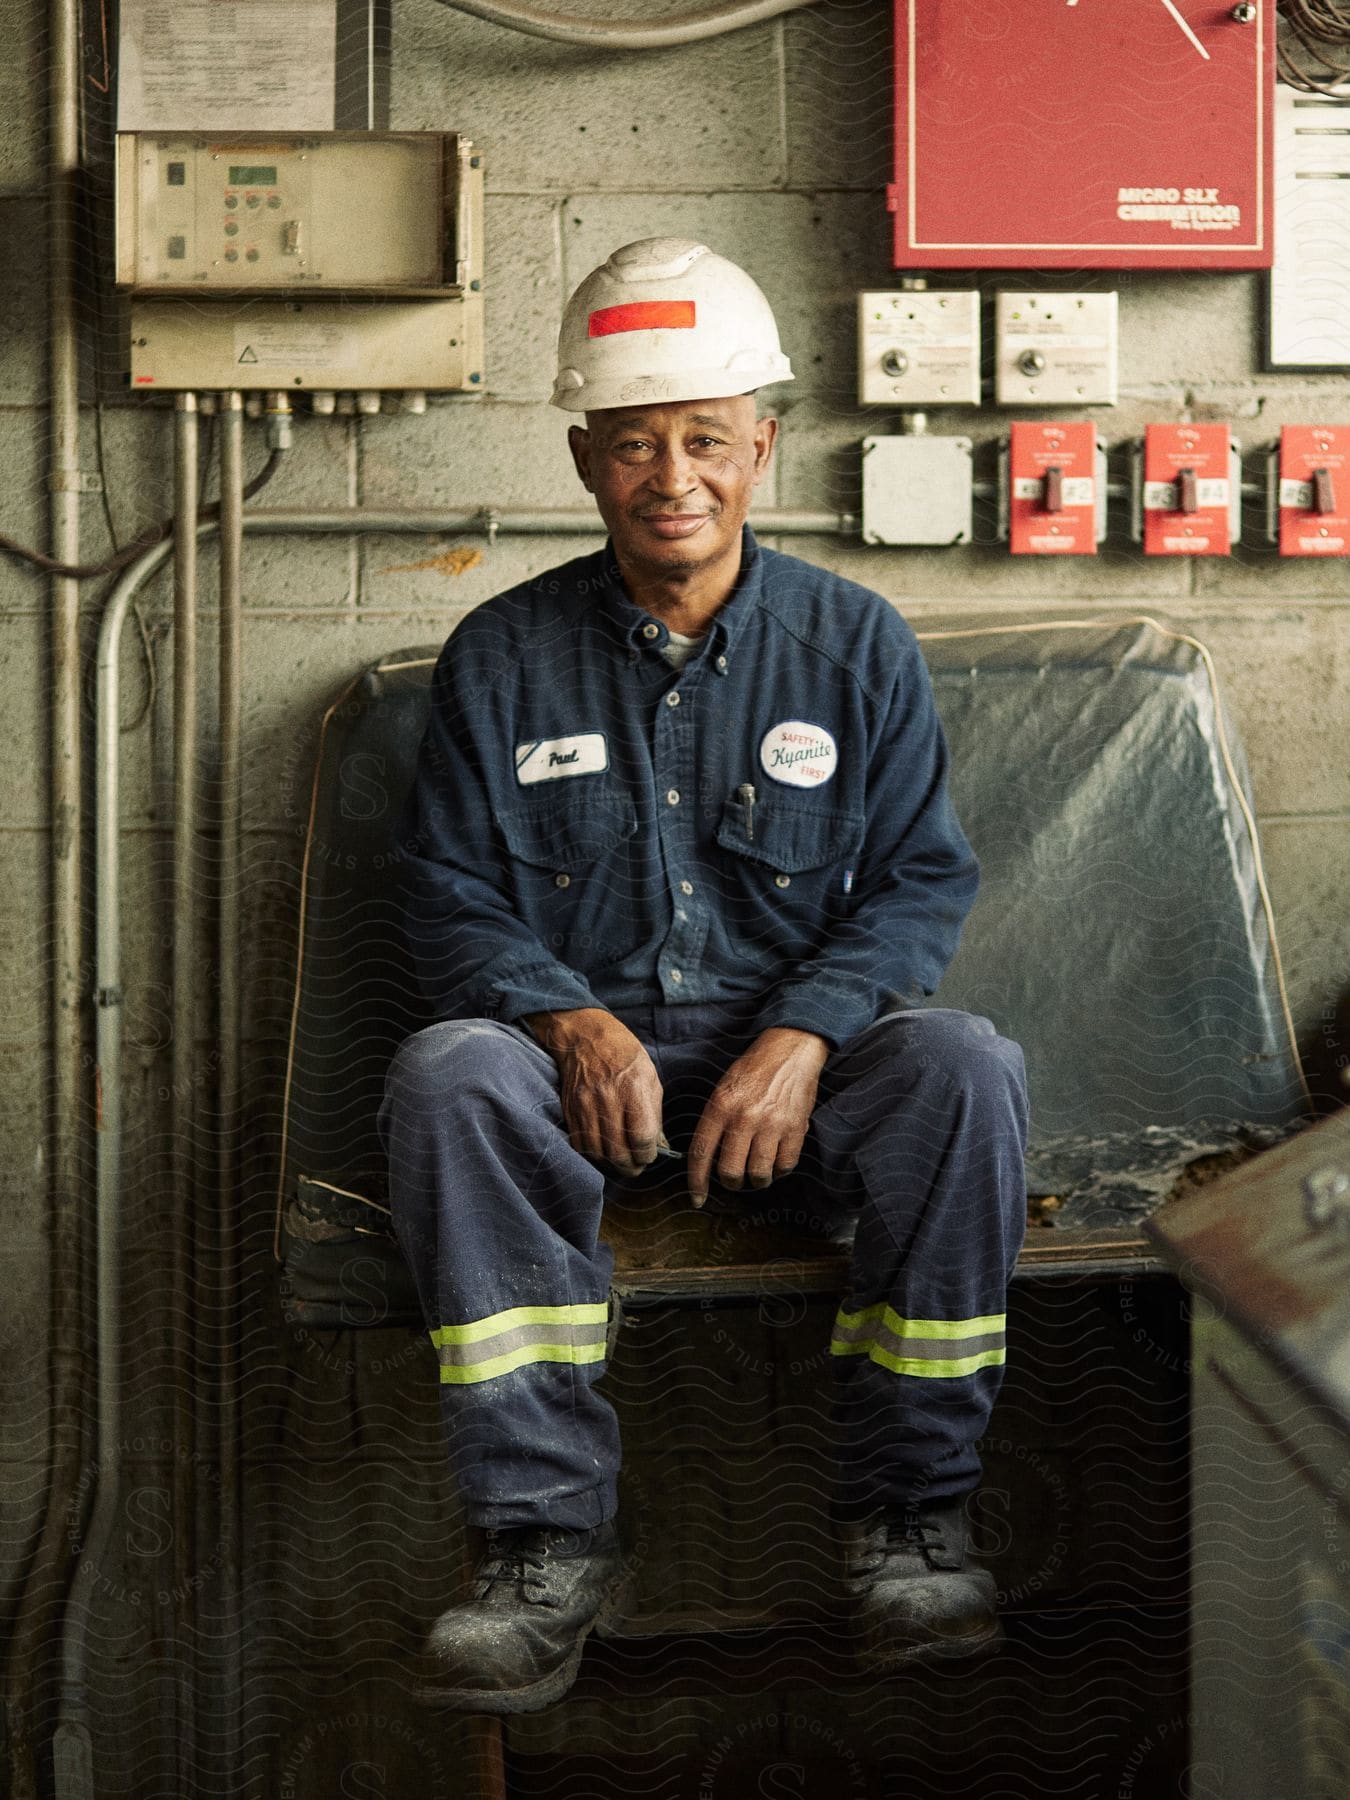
{"left": 568, "top": 395, "right": 777, "bottom": 584}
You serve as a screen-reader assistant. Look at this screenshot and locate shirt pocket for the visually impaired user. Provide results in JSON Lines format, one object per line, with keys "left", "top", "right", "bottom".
{"left": 498, "top": 786, "right": 644, "bottom": 968}
{"left": 714, "top": 795, "right": 864, "bottom": 952}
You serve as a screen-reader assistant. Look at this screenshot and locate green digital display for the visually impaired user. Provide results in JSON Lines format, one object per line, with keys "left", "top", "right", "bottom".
{"left": 228, "top": 165, "right": 277, "bottom": 187}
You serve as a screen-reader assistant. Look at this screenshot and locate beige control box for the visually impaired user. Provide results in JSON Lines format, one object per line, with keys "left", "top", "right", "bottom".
{"left": 116, "top": 131, "right": 484, "bottom": 392}
{"left": 116, "top": 131, "right": 476, "bottom": 294}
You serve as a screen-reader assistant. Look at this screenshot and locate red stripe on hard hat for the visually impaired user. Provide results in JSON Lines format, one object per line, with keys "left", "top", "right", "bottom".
{"left": 588, "top": 300, "right": 696, "bottom": 337}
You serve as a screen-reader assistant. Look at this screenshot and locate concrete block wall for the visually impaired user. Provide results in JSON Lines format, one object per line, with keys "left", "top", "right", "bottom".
{"left": 0, "top": 0, "right": 1347, "bottom": 1787}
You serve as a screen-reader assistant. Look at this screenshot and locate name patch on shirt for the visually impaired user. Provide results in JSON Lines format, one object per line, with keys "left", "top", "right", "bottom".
{"left": 515, "top": 733, "right": 609, "bottom": 785}
{"left": 759, "top": 720, "right": 838, "bottom": 788}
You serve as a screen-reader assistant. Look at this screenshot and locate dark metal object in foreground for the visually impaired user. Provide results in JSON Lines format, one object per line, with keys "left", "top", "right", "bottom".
{"left": 1149, "top": 1107, "right": 1350, "bottom": 1800}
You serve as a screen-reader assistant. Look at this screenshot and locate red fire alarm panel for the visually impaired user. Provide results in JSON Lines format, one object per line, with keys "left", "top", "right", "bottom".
{"left": 891, "top": 1, "right": 1273, "bottom": 270}
{"left": 1142, "top": 424, "right": 1236, "bottom": 556}
{"left": 1008, "top": 423, "right": 1100, "bottom": 556}
{"left": 1277, "top": 426, "right": 1350, "bottom": 557}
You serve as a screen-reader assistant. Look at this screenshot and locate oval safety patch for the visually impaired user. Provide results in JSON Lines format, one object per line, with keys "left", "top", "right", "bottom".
{"left": 759, "top": 720, "right": 838, "bottom": 788}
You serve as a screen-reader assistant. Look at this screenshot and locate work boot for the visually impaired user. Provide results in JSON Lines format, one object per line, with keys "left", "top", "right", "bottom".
{"left": 845, "top": 1496, "right": 1001, "bottom": 1668}
{"left": 412, "top": 1520, "right": 625, "bottom": 1713}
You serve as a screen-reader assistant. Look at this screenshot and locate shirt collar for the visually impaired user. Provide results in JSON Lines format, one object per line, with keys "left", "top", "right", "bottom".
{"left": 593, "top": 525, "right": 764, "bottom": 665}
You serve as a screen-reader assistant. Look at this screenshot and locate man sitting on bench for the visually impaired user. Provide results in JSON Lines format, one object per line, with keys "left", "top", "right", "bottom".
{"left": 381, "top": 237, "right": 1029, "bottom": 1714}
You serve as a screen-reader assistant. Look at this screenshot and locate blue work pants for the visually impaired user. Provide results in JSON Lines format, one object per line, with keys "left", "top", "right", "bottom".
{"left": 380, "top": 1002, "right": 1028, "bottom": 1531}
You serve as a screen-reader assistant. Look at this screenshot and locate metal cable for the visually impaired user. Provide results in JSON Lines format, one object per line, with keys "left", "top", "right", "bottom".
{"left": 0, "top": 446, "right": 284, "bottom": 581}
{"left": 432, "top": 0, "right": 820, "bottom": 49}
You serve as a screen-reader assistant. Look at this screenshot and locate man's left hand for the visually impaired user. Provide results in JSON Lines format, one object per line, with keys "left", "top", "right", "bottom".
{"left": 687, "top": 1027, "right": 830, "bottom": 1209}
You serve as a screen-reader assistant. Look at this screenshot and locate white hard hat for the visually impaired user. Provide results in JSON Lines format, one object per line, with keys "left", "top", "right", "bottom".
{"left": 550, "top": 237, "right": 793, "bottom": 413}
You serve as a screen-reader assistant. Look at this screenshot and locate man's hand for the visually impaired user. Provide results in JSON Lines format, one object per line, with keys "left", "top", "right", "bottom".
{"left": 687, "top": 1027, "right": 830, "bottom": 1209}
{"left": 522, "top": 1008, "right": 663, "bottom": 1178}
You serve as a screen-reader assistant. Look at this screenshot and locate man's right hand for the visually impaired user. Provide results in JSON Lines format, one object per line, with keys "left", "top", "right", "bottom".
{"left": 521, "top": 1008, "right": 663, "bottom": 1178}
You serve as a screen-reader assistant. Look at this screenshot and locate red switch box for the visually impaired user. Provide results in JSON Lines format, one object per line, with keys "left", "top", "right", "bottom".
{"left": 1143, "top": 424, "right": 1234, "bottom": 556}
{"left": 1009, "top": 422, "right": 1099, "bottom": 556}
{"left": 1278, "top": 426, "right": 1350, "bottom": 557}
{"left": 892, "top": 0, "right": 1273, "bottom": 270}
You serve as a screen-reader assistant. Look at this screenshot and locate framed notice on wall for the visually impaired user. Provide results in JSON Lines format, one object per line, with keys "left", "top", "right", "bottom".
{"left": 117, "top": 0, "right": 337, "bottom": 132}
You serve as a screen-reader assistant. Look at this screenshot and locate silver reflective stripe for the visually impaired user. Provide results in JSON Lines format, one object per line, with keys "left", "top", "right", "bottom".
{"left": 435, "top": 1320, "right": 603, "bottom": 1368}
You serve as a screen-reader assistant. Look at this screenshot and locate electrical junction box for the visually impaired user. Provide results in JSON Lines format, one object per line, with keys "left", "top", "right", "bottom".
{"left": 1268, "top": 84, "right": 1350, "bottom": 369}
{"left": 1137, "top": 424, "right": 1240, "bottom": 556}
{"left": 116, "top": 131, "right": 484, "bottom": 392}
{"left": 861, "top": 435, "right": 972, "bottom": 546}
{"left": 891, "top": 0, "right": 1274, "bottom": 270}
{"left": 115, "top": 132, "right": 471, "bottom": 293}
{"left": 995, "top": 293, "right": 1118, "bottom": 407}
{"left": 1002, "top": 423, "right": 1105, "bottom": 556}
{"left": 857, "top": 289, "right": 979, "bottom": 406}
{"left": 1270, "top": 425, "right": 1350, "bottom": 557}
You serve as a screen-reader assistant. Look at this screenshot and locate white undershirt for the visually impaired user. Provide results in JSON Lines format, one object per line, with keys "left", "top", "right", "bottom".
{"left": 660, "top": 628, "right": 706, "bottom": 673}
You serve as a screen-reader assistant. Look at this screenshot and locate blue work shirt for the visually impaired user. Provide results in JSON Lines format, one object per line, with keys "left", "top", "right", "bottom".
{"left": 402, "top": 527, "right": 978, "bottom": 1049}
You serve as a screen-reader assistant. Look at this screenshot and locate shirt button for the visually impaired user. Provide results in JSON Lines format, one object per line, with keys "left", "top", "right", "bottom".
{"left": 775, "top": 874, "right": 791, "bottom": 889}
{"left": 670, "top": 968, "right": 683, "bottom": 983}
{"left": 665, "top": 691, "right": 681, "bottom": 708}
{"left": 716, "top": 654, "right": 728, "bottom": 673}
{"left": 555, "top": 872, "right": 571, "bottom": 889}
{"left": 679, "top": 880, "right": 694, "bottom": 896}
{"left": 642, "top": 623, "right": 661, "bottom": 641}
{"left": 666, "top": 789, "right": 680, "bottom": 806}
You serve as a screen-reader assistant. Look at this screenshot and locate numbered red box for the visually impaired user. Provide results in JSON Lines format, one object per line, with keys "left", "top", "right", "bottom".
{"left": 1009, "top": 422, "right": 1099, "bottom": 555}
{"left": 1142, "top": 424, "right": 1234, "bottom": 556}
{"left": 1278, "top": 426, "right": 1350, "bottom": 557}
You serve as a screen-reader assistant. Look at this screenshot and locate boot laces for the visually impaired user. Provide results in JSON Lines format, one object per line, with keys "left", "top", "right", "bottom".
{"left": 887, "top": 1508, "right": 950, "bottom": 1564}
{"left": 476, "top": 1529, "right": 548, "bottom": 1600}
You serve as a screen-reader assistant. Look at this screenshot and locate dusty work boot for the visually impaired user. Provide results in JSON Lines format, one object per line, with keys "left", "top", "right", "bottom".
{"left": 412, "top": 1520, "right": 625, "bottom": 1713}
{"left": 845, "top": 1496, "right": 1001, "bottom": 1668}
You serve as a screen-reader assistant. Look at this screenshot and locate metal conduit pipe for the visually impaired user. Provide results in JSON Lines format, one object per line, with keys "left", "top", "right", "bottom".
{"left": 214, "top": 393, "right": 245, "bottom": 1783}
{"left": 169, "top": 394, "right": 201, "bottom": 1776}
{"left": 9, "top": 0, "right": 89, "bottom": 1789}
{"left": 434, "top": 0, "right": 821, "bottom": 50}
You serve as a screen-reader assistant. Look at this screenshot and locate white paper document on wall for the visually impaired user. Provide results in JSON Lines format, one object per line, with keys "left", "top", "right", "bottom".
{"left": 118, "top": 0, "right": 336, "bottom": 132}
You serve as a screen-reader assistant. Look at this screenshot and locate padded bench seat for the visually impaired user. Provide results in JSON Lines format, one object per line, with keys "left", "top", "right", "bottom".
{"left": 275, "top": 614, "right": 1304, "bottom": 1331}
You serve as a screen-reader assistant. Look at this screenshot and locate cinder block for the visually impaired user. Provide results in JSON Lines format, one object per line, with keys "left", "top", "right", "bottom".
{"left": 0, "top": 1238, "right": 49, "bottom": 1461}
{"left": 0, "top": 199, "right": 43, "bottom": 404}
{"left": 360, "top": 530, "right": 604, "bottom": 611}
{"left": 482, "top": 195, "right": 564, "bottom": 402}
{"left": 561, "top": 191, "right": 887, "bottom": 405}
{"left": 784, "top": 0, "right": 893, "bottom": 192}
{"left": 1116, "top": 274, "right": 1257, "bottom": 387}
{"left": 359, "top": 399, "right": 580, "bottom": 514}
{"left": 0, "top": 833, "right": 44, "bottom": 1037}
{"left": 1256, "top": 816, "right": 1350, "bottom": 1041}
{"left": 1181, "top": 606, "right": 1350, "bottom": 818}
{"left": 0, "top": 615, "right": 43, "bottom": 825}
{"left": 392, "top": 2, "right": 784, "bottom": 192}
{"left": 783, "top": 533, "right": 1192, "bottom": 603}
{"left": 0, "top": 0, "right": 41, "bottom": 194}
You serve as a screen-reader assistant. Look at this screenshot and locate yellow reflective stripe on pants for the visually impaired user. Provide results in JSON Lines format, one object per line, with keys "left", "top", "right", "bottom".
{"left": 430, "top": 1302, "right": 609, "bottom": 1385}
{"left": 829, "top": 1302, "right": 1006, "bottom": 1378}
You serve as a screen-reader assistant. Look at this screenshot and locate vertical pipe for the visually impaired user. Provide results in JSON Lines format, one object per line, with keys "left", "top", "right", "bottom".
{"left": 215, "top": 393, "right": 244, "bottom": 1784}
{"left": 7, "top": 0, "right": 87, "bottom": 1788}
{"left": 170, "top": 393, "right": 200, "bottom": 1785}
